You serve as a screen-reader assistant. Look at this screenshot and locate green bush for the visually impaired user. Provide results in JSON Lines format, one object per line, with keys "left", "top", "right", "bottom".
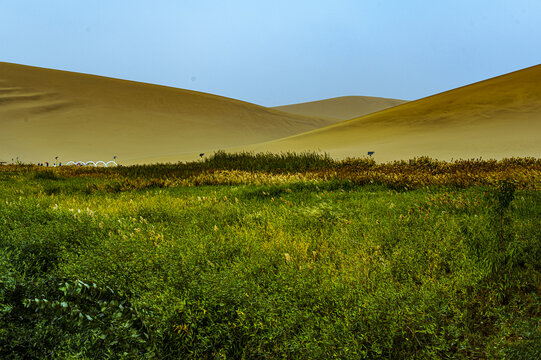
{"left": 1, "top": 157, "right": 539, "bottom": 358}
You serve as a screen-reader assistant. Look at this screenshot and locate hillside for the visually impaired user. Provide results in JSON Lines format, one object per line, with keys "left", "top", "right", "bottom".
{"left": 273, "top": 95, "right": 407, "bottom": 121}
{"left": 0, "top": 62, "right": 333, "bottom": 164}
{"left": 242, "top": 65, "right": 541, "bottom": 161}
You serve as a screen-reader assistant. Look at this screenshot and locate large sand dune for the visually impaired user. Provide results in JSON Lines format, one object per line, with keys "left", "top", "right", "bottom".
{"left": 0, "top": 62, "right": 333, "bottom": 164}
{"left": 241, "top": 65, "right": 541, "bottom": 162}
{"left": 2, "top": 62, "right": 540, "bottom": 165}
{"left": 273, "top": 96, "right": 407, "bottom": 121}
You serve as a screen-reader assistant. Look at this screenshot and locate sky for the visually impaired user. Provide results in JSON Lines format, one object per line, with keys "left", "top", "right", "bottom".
{"left": 1, "top": 0, "right": 540, "bottom": 106}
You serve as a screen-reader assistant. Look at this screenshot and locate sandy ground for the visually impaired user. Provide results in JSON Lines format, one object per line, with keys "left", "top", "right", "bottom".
{"left": 273, "top": 96, "right": 407, "bottom": 121}
{"left": 1, "top": 62, "right": 540, "bottom": 165}
{"left": 235, "top": 64, "right": 541, "bottom": 162}
{"left": 0, "top": 62, "right": 332, "bottom": 165}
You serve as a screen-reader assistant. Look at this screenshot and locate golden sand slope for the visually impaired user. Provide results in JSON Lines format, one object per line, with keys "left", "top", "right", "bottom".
{"left": 273, "top": 96, "right": 407, "bottom": 121}
{"left": 0, "top": 62, "right": 333, "bottom": 164}
{"left": 241, "top": 65, "right": 541, "bottom": 162}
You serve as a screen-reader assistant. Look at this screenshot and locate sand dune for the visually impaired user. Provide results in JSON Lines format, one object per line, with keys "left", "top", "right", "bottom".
{"left": 239, "top": 65, "right": 541, "bottom": 162}
{"left": 2, "top": 62, "right": 540, "bottom": 165}
{"left": 0, "top": 62, "right": 333, "bottom": 164}
{"left": 273, "top": 96, "right": 407, "bottom": 121}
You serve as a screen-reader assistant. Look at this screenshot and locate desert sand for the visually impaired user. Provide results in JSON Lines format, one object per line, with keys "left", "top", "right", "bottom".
{"left": 237, "top": 64, "right": 541, "bottom": 162}
{"left": 0, "top": 62, "right": 333, "bottom": 165}
{"left": 273, "top": 96, "right": 407, "bottom": 121}
{"left": 1, "top": 62, "right": 540, "bottom": 165}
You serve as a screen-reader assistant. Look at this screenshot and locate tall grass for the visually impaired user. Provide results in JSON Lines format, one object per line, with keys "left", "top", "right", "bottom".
{"left": 3, "top": 151, "right": 539, "bottom": 191}
{"left": 1, "top": 153, "right": 540, "bottom": 358}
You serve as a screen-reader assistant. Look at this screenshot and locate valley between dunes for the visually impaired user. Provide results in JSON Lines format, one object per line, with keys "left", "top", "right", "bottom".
{"left": 1, "top": 62, "right": 540, "bottom": 165}
{"left": 273, "top": 96, "right": 407, "bottom": 121}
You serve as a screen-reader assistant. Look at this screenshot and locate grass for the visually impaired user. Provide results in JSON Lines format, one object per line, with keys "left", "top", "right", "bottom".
{"left": 1, "top": 152, "right": 540, "bottom": 359}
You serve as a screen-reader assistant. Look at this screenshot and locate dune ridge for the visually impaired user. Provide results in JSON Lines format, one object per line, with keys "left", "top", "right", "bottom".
{"left": 0, "top": 62, "right": 333, "bottom": 164}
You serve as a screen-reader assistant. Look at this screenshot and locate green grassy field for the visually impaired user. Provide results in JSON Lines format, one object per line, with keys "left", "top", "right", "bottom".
{"left": 1, "top": 153, "right": 540, "bottom": 359}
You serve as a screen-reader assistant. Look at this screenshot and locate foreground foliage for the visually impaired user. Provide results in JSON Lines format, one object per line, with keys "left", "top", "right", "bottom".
{"left": 1, "top": 153, "right": 540, "bottom": 359}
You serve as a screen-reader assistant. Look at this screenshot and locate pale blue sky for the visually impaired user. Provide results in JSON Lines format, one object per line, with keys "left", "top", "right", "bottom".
{"left": 1, "top": 0, "right": 540, "bottom": 106}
